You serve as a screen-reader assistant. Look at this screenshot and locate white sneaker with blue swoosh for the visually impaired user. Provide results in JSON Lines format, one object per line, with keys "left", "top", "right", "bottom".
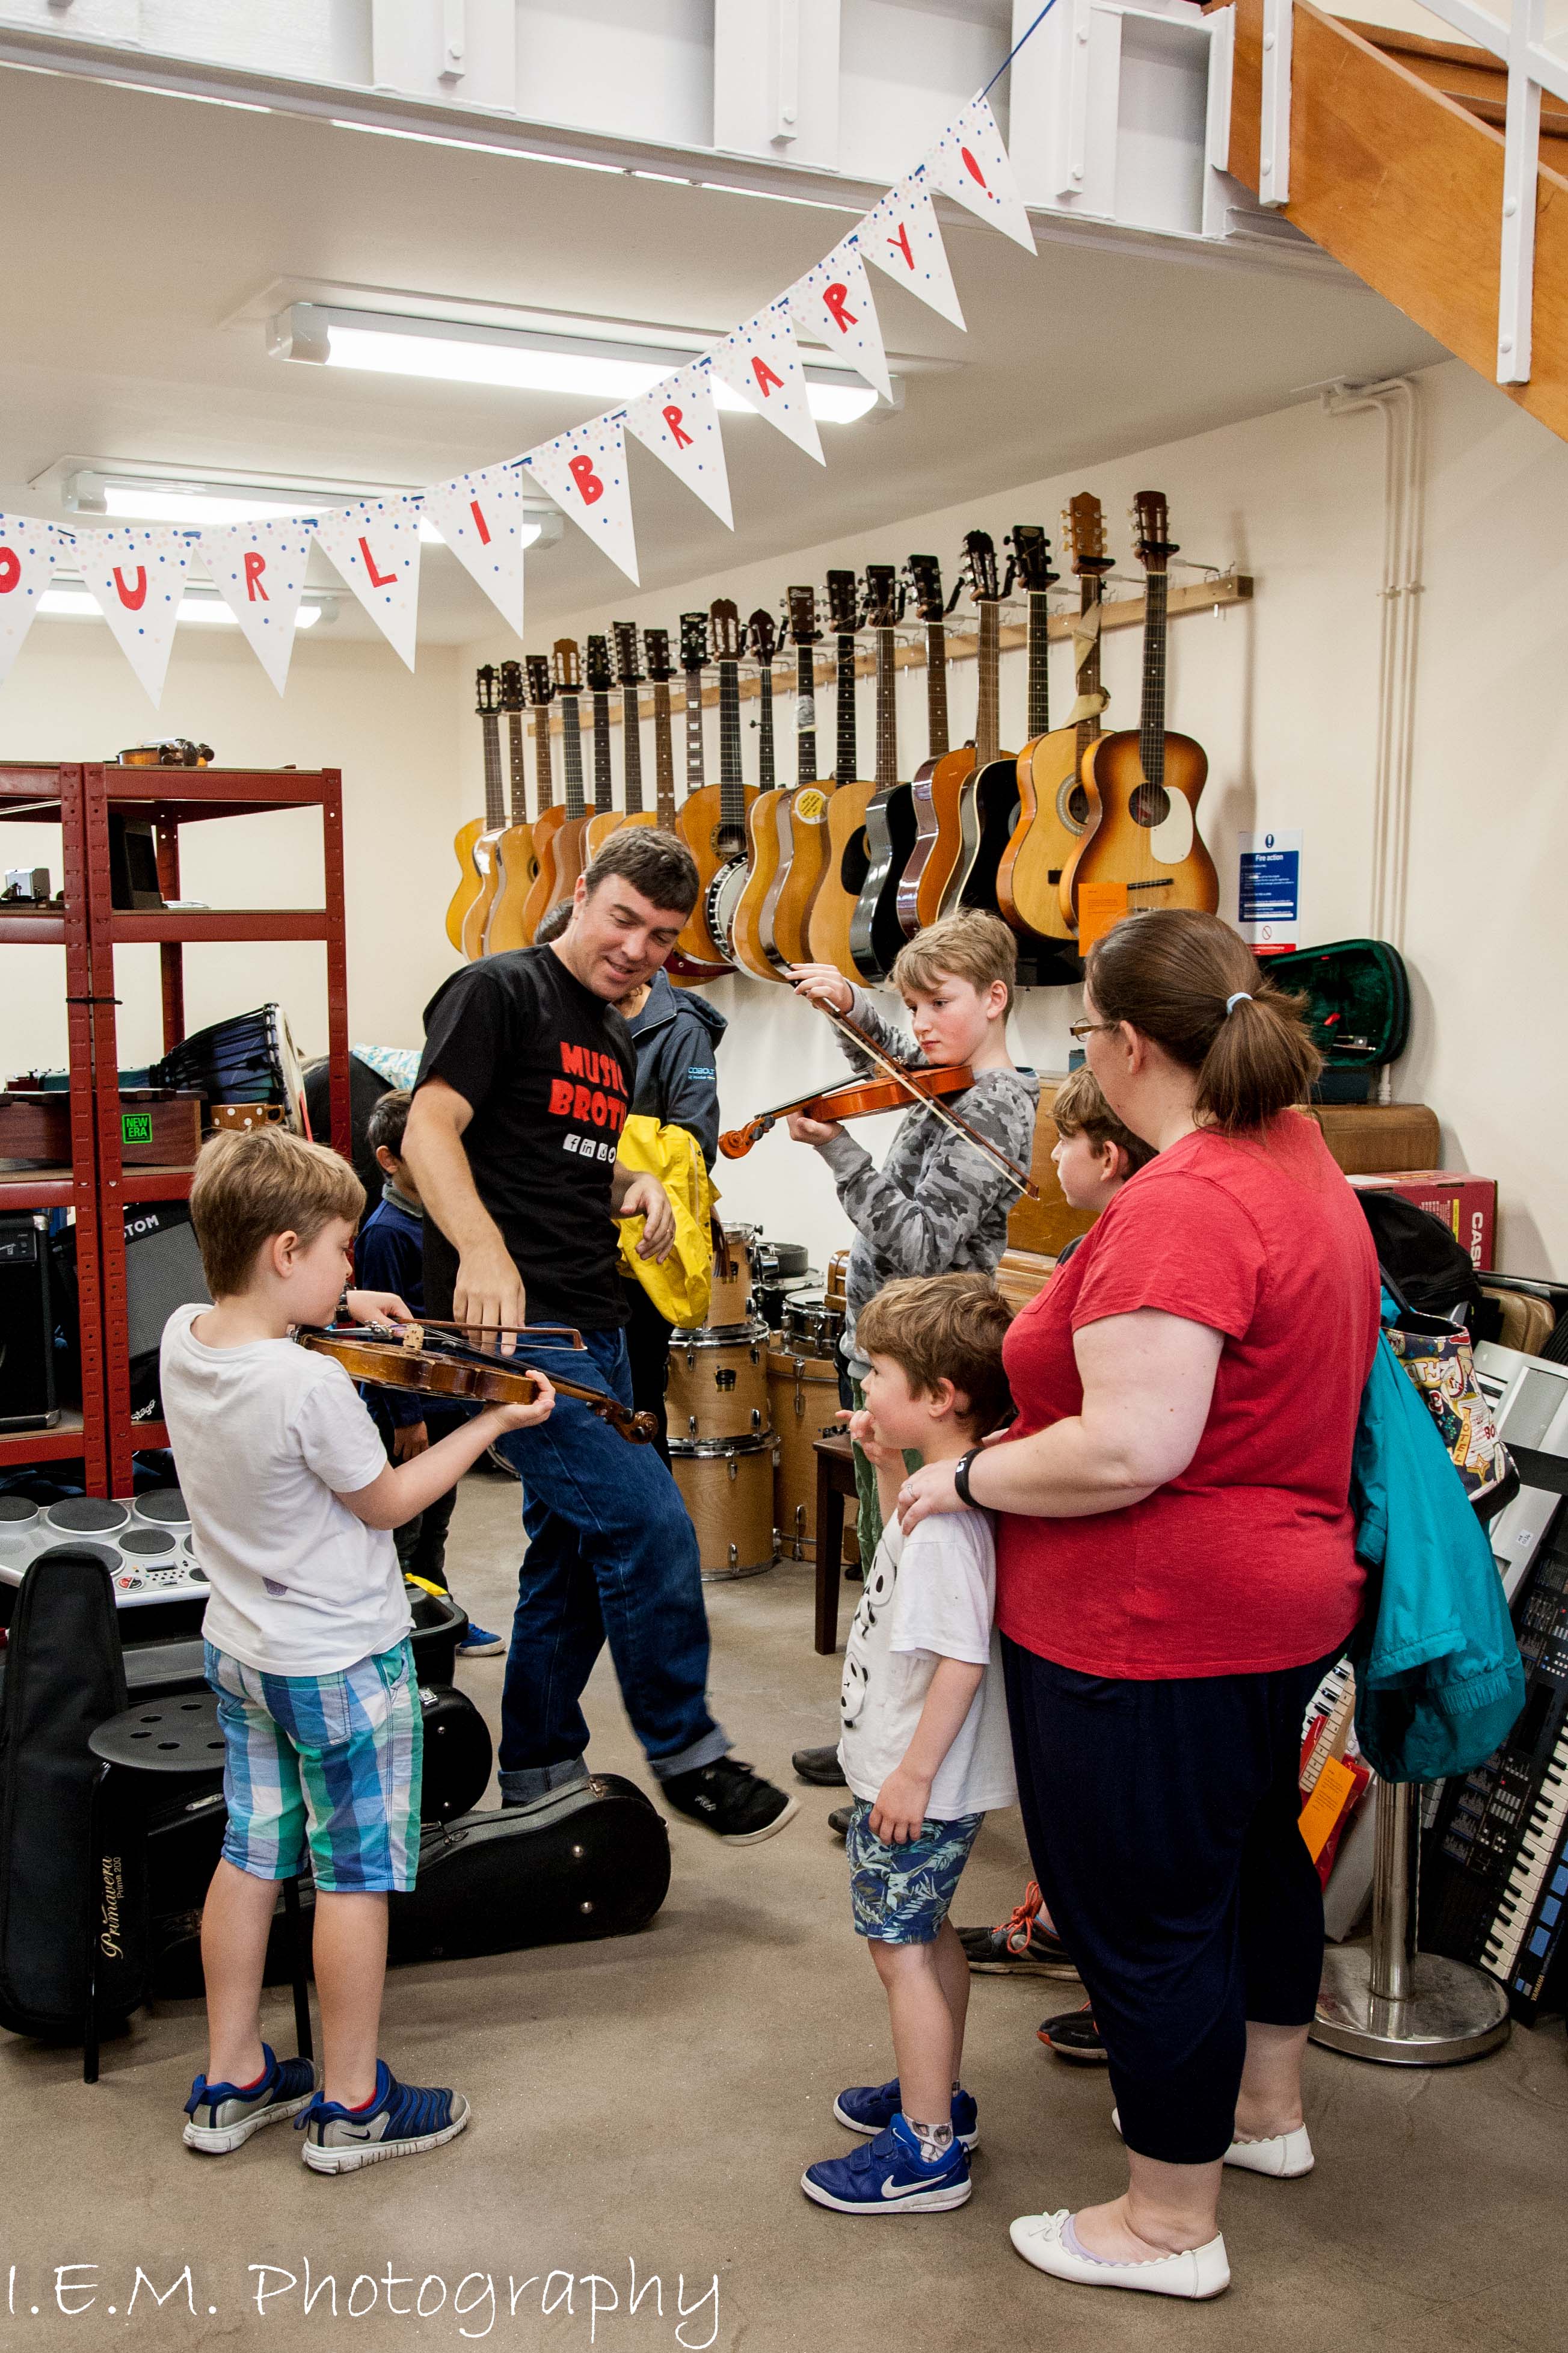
{"left": 296, "top": 2061, "right": 470, "bottom": 2174}
{"left": 801, "top": 2113, "right": 971, "bottom": 2213}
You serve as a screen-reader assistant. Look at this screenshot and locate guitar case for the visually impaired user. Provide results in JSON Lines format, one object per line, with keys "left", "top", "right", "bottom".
{"left": 0, "top": 1547, "right": 149, "bottom": 2038}
{"left": 1264, "top": 939, "right": 1410, "bottom": 1102}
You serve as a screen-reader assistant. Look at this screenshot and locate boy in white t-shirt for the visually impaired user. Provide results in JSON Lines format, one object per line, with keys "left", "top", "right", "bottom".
{"left": 161, "top": 1126, "right": 555, "bottom": 2173}
{"left": 801, "top": 1274, "right": 1017, "bottom": 2218}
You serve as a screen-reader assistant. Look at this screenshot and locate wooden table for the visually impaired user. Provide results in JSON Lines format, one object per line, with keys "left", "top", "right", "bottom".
{"left": 812, "top": 1430, "right": 860, "bottom": 1655}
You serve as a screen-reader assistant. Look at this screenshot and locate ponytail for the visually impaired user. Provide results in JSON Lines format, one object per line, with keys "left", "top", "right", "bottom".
{"left": 1086, "top": 910, "right": 1320, "bottom": 1132}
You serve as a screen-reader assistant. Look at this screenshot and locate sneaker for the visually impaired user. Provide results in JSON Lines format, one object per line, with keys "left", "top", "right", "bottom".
{"left": 456, "top": 1621, "right": 505, "bottom": 1657}
{"left": 802, "top": 2113, "right": 971, "bottom": 2215}
{"left": 957, "top": 1880, "right": 1078, "bottom": 1977}
{"left": 832, "top": 2077, "right": 979, "bottom": 2151}
{"left": 660, "top": 1758, "right": 798, "bottom": 1845}
{"left": 183, "top": 2044, "right": 316, "bottom": 2154}
{"left": 1039, "top": 2000, "right": 1107, "bottom": 2064}
{"left": 828, "top": 1805, "right": 853, "bottom": 1840}
{"left": 792, "top": 1743, "right": 849, "bottom": 1788}
{"left": 295, "top": 2061, "right": 470, "bottom": 2174}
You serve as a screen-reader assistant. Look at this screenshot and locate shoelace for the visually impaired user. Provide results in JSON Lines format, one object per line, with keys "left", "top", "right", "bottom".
{"left": 998, "top": 1880, "right": 1045, "bottom": 1955}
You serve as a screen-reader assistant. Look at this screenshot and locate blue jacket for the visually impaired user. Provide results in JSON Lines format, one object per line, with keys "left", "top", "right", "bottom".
{"left": 356, "top": 1188, "right": 463, "bottom": 1440}
{"left": 1348, "top": 1300, "right": 1524, "bottom": 1783}
{"left": 627, "top": 971, "right": 725, "bottom": 1169}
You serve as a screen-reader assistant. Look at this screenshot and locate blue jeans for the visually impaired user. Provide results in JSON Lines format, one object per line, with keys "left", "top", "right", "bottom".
{"left": 493, "top": 1328, "right": 728, "bottom": 1802}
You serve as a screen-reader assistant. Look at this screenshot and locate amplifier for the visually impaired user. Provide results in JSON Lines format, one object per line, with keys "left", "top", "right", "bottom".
{"left": 0, "top": 1214, "right": 58, "bottom": 1431}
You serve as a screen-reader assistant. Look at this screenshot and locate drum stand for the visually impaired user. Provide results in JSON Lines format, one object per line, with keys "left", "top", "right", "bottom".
{"left": 1311, "top": 1777, "right": 1510, "bottom": 2065}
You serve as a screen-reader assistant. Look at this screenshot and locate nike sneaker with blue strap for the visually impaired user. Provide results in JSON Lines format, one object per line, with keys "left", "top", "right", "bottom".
{"left": 183, "top": 2044, "right": 317, "bottom": 2154}
{"left": 295, "top": 2061, "right": 470, "bottom": 2174}
{"left": 832, "top": 2077, "right": 979, "bottom": 2150}
{"left": 802, "top": 2113, "right": 972, "bottom": 2214}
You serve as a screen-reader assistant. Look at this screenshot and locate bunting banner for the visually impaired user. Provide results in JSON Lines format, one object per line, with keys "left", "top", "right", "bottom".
{"left": 420, "top": 461, "right": 526, "bottom": 637}
{"left": 856, "top": 176, "right": 966, "bottom": 332}
{"left": 0, "top": 514, "right": 61, "bottom": 689}
{"left": 923, "top": 96, "right": 1036, "bottom": 253}
{"left": 197, "top": 519, "right": 315, "bottom": 696}
{"left": 708, "top": 303, "right": 825, "bottom": 467}
{"left": 75, "top": 526, "right": 192, "bottom": 707}
{"left": 789, "top": 244, "right": 892, "bottom": 405}
{"left": 523, "top": 415, "right": 639, "bottom": 584}
{"left": 312, "top": 497, "right": 423, "bottom": 670}
{"left": 623, "top": 361, "right": 734, "bottom": 531}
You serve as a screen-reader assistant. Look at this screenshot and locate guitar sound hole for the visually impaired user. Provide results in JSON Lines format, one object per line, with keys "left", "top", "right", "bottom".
{"left": 1130, "top": 783, "right": 1171, "bottom": 828}
{"left": 1066, "top": 783, "right": 1090, "bottom": 828}
{"left": 841, "top": 830, "right": 871, "bottom": 896}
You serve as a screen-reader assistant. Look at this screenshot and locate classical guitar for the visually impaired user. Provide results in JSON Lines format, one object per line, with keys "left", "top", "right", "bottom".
{"left": 695, "top": 600, "right": 759, "bottom": 969}
{"left": 728, "top": 606, "right": 792, "bottom": 984}
{"left": 1066, "top": 490, "right": 1218, "bottom": 928}
{"left": 849, "top": 562, "right": 917, "bottom": 981}
{"left": 446, "top": 664, "right": 502, "bottom": 953}
{"left": 586, "top": 621, "right": 655, "bottom": 859}
{"left": 644, "top": 626, "right": 681, "bottom": 833}
{"left": 763, "top": 585, "right": 832, "bottom": 969}
{"left": 895, "top": 553, "right": 956, "bottom": 937}
{"left": 941, "top": 529, "right": 1016, "bottom": 917}
{"left": 582, "top": 631, "right": 623, "bottom": 862}
{"left": 483, "top": 658, "right": 536, "bottom": 955}
{"left": 1051, "top": 492, "right": 1113, "bottom": 932}
{"left": 506, "top": 655, "right": 558, "bottom": 949}
{"left": 994, "top": 525, "right": 1083, "bottom": 973}
{"left": 521, "top": 638, "right": 588, "bottom": 937}
{"left": 670, "top": 611, "right": 731, "bottom": 979}
{"left": 805, "top": 569, "right": 878, "bottom": 977}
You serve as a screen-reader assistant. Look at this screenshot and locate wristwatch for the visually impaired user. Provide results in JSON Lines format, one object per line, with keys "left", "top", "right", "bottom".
{"left": 953, "top": 1448, "right": 982, "bottom": 1507}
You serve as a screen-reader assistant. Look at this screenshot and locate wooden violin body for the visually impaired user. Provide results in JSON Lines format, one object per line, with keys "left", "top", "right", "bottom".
{"left": 297, "top": 1327, "right": 658, "bottom": 1444}
{"left": 718, "top": 1064, "right": 974, "bottom": 1161}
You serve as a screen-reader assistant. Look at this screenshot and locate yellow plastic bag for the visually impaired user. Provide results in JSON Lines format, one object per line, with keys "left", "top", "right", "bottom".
{"left": 615, "top": 1114, "right": 717, "bottom": 1330}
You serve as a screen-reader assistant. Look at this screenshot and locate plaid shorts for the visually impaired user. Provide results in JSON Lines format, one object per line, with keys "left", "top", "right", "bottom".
{"left": 846, "top": 1800, "right": 985, "bottom": 1945}
{"left": 205, "top": 1639, "right": 423, "bottom": 1894}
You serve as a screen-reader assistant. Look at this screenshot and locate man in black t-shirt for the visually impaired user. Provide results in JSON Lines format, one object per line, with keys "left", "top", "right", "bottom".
{"left": 404, "top": 830, "right": 796, "bottom": 1845}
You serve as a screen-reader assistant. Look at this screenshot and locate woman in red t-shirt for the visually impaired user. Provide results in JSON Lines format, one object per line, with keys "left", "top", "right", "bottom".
{"left": 900, "top": 910, "right": 1379, "bottom": 2301}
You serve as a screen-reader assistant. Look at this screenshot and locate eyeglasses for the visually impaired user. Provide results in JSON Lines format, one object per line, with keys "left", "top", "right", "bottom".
{"left": 1068, "top": 1019, "right": 1119, "bottom": 1042}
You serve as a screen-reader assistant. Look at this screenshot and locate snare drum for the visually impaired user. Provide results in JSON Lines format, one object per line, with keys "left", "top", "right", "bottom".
{"left": 782, "top": 1292, "right": 843, "bottom": 1361}
{"left": 767, "top": 1348, "right": 843, "bottom": 1559}
{"left": 705, "top": 1224, "right": 760, "bottom": 1331}
{"left": 669, "top": 1437, "right": 777, "bottom": 1581}
{"left": 665, "top": 1320, "right": 770, "bottom": 1443}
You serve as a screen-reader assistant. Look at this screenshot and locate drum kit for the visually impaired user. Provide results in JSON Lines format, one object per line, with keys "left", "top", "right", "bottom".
{"left": 666, "top": 1223, "right": 847, "bottom": 1582}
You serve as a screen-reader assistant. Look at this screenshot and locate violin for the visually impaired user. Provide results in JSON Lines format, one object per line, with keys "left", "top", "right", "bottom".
{"left": 295, "top": 1322, "right": 659, "bottom": 1446}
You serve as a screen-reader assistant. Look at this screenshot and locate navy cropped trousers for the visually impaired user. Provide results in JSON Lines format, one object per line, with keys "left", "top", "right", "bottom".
{"left": 1001, "top": 1635, "right": 1336, "bottom": 2165}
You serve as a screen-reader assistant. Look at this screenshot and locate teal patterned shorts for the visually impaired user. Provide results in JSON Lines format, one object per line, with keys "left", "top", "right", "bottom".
{"left": 846, "top": 1800, "right": 985, "bottom": 1944}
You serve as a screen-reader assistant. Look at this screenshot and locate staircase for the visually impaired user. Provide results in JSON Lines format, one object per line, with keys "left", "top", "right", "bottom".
{"left": 1222, "top": 0, "right": 1568, "bottom": 445}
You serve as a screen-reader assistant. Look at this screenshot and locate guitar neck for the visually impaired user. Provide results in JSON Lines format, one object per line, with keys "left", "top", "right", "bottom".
{"left": 1026, "top": 591, "right": 1051, "bottom": 738}
{"left": 757, "top": 664, "right": 776, "bottom": 791}
{"left": 621, "top": 687, "right": 645, "bottom": 813}
{"left": 653, "top": 682, "right": 677, "bottom": 825}
{"left": 795, "top": 647, "right": 818, "bottom": 783}
{"left": 591, "top": 692, "right": 613, "bottom": 812}
{"left": 717, "top": 659, "right": 746, "bottom": 834}
{"left": 532, "top": 711, "right": 555, "bottom": 812}
{"left": 479, "top": 714, "right": 504, "bottom": 828}
{"left": 874, "top": 628, "right": 899, "bottom": 789}
{"left": 925, "top": 621, "right": 949, "bottom": 762}
{"left": 1139, "top": 567, "right": 1169, "bottom": 789}
{"left": 1075, "top": 573, "right": 1105, "bottom": 767}
{"left": 975, "top": 602, "right": 1001, "bottom": 768}
{"left": 559, "top": 697, "right": 586, "bottom": 818}
{"left": 835, "top": 636, "right": 859, "bottom": 784}
{"left": 684, "top": 668, "right": 706, "bottom": 795}
{"left": 505, "top": 710, "right": 528, "bottom": 823}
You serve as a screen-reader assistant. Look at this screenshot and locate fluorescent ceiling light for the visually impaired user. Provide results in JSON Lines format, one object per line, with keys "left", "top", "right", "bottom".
{"left": 40, "top": 590, "right": 325, "bottom": 628}
{"left": 59, "top": 469, "right": 554, "bottom": 550}
{"left": 331, "top": 120, "right": 623, "bottom": 170}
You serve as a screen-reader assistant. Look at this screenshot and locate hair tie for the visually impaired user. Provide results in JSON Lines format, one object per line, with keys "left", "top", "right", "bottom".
{"left": 1225, "top": 991, "right": 1252, "bottom": 1014}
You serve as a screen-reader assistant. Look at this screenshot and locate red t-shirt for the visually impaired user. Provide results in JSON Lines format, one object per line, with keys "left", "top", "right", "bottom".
{"left": 995, "top": 1114, "right": 1380, "bottom": 1678}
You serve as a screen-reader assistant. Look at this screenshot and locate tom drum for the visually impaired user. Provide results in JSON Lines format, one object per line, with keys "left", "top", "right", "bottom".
{"left": 665, "top": 1321, "right": 770, "bottom": 1443}
{"left": 704, "top": 1224, "right": 760, "bottom": 1332}
{"left": 669, "top": 1437, "right": 777, "bottom": 1582}
{"left": 767, "top": 1348, "right": 843, "bottom": 1561}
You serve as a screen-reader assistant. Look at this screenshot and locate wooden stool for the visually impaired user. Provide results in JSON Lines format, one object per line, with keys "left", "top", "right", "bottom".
{"left": 84, "top": 1692, "right": 313, "bottom": 2085}
{"left": 812, "top": 1431, "right": 860, "bottom": 1655}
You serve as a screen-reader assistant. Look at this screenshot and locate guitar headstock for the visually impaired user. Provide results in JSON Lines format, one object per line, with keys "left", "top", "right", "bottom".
{"left": 709, "top": 597, "right": 745, "bottom": 662}
{"left": 748, "top": 607, "right": 778, "bottom": 667}
{"left": 475, "top": 663, "right": 501, "bottom": 717}
{"left": 644, "top": 626, "right": 675, "bottom": 683}
{"left": 551, "top": 637, "right": 583, "bottom": 694}
{"left": 499, "top": 658, "right": 526, "bottom": 713}
{"left": 863, "top": 562, "right": 903, "bottom": 628}
{"left": 825, "top": 568, "right": 861, "bottom": 635}
{"left": 1131, "top": 490, "right": 1178, "bottom": 572}
{"left": 787, "top": 585, "right": 822, "bottom": 646}
{"left": 612, "top": 621, "right": 644, "bottom": 688}
{"left": 906, "top": 554, "right": 945, "bottom": 624}
{"left": 1007, "top": 525, "right": 1058, "bottom": 594}
{"left": 585, "top": 632, "right": 615, "bottom": 693}
{"left": 680, "top": 611, "right": 709, "bottom": 672}
{"left": 961, "top": 529, "right": 1000, "bottom": 603}
{"left": 524, "top": 654, "right": 553, "bottom": 708}
{"left": 1063, "top": 493, "right": 1112, "bottom": 578}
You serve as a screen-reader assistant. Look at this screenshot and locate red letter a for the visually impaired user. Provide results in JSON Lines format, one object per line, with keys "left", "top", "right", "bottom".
{"left": 750, "top": 356, "right": 784, "bottom": 399}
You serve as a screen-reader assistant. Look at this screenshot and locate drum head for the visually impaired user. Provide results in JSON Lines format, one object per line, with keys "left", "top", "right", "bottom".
{"left": 121, "top": 1527, "right": 177, "bottom": 1558}
{"left": 45, "top": 1497, "right": 131, "bottom": 1535}
{"left": 0, "top": 1497, "right": 38, "bottom": 1526}
{"left": 133, "top": 1487, "right": 190, "bottom": 1527}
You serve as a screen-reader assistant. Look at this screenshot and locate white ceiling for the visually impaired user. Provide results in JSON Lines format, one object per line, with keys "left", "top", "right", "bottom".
{"left": 0, "top": 63, "right": 1447, "bottom": 644}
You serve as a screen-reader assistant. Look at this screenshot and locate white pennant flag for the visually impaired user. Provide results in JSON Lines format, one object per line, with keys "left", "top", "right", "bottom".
{"left": 420, "top": 462, "right": 526, "bottom": 638}
{"left": 197, "top": 520, "right": 314, "bottom": 695}
{"left": 313, "top": 498, "right": 422, "bottom": 670}
{"left": 0, "top": 514, "right": 61, "bottom": 688}
{"left": 709, "top": 302, "right": 824, "bottom": 467}
{"left": 856, "top": 176, "right": 966, "bottom": 331}
{"left": 75, "top": 526, "right": 192, "bottom": 706}
{"left": 523, "top": 416, "right": 639, "bottom": 583}
{"left": 623, "top": 362, "right": 733, "bottom": 530}
{"left": 789, "top": 242, "right": 892, "bottom": 405}
{"left": 923, "top": 96, "right": 1036, "bottom": 253}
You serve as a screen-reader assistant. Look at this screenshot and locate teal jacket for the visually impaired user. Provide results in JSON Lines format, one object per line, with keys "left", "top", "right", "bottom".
{"left": 1348, "top": 1302, "right": 1524, "bottom": 1783}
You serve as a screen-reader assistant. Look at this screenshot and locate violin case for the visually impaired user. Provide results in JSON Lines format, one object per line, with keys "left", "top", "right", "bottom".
{"left": 1261, "top": 939, "right": 1410, "bottom": 1102}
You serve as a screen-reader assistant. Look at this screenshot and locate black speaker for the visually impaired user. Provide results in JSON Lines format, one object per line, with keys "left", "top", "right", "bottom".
{"left": 49, "top": 1203, "right": 210, "bottom": 1418}
{"left": 0, "top": 1215, "right": 58, "bottom": 1431}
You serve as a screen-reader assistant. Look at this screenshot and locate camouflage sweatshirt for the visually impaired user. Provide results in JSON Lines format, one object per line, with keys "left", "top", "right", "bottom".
{"left": 814, "top": 988, "right": 1041, "bottom": 1374}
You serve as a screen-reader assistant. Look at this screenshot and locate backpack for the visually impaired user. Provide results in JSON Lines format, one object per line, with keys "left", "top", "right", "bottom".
{"left": 1353, "top": 1189, "right": 1499, "bottom": 1340}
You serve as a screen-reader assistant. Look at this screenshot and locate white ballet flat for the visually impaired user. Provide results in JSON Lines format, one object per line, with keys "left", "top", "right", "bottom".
{"left": 1009, "top": 2209, "right": 1230, "bottom": 2299}
{"left": 1111, "top": 2107, "right": 1315, "bottom": 2178}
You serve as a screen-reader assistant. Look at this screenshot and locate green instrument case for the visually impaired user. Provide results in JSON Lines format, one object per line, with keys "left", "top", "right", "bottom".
{"left": 1261, "top": 939, "right": 1410, "bottom": 1102}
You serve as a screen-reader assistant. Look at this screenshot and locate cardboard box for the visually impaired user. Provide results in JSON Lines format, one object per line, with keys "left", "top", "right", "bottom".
{"left": 1347, "top": 1171, "right": 1497, "bottom": 1268}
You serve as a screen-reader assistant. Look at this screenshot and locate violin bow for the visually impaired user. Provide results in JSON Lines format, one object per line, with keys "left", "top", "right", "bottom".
{"left": 816, "top": 1000, "right": 1040, "bottom": 1200}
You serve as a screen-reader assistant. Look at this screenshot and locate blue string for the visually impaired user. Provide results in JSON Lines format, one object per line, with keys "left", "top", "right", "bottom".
{"left": 980, "top": 0, "right": 1063, "bottom": 101}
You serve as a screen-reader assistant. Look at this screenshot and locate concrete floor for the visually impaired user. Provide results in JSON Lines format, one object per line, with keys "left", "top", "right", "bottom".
{"left": 4, "top": 1464, "right": 1567, "bottom": 2352}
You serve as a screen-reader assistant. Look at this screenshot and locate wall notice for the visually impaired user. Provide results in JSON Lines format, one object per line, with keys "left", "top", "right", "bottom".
{"left": 1237, "top": 830, "right": 1302, "bottom": 954}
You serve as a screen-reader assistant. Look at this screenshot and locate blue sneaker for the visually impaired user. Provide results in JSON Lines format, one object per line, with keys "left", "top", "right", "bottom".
{"left": 457, "top": 1621, "right": 504, "bottom": 1657}
{"left": 833, "top": 2077, "right": 979, "bottom": 2150}
{"left": 183, "top": 2044, "right": 316, "bottom": 2154}
{"left": 802, "top": 2113, "right": 972, "bottom": 2214}
{"left": 295, "top": 2060, "right": 470, "bottom": 2174}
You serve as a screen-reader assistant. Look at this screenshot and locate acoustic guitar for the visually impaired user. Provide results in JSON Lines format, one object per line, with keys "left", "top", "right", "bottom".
{"left": 994, "top": 526, "right": 1085, "bottom": 976}
{"left": 669, "top": 611, "right": 732, "bottom": 979}
{"left": 584, "top": 621, "right": 656, "bottom": 859}
{"left": 520, "top": 639, "right": 588, "bottom": 939}
{"left": 459, "top": 662, "right": 511, "bottom": 961}
{"left": 582, "top": 631, "right": 627, "bottom": 862}
{"left": 940, "top": 530, "right": 1015, "bottom": 917}
{"left": 849, "top": 563, "right": 916, "bottom": 980}
{"left": 1065, "top": 490, "right": 1218, "bottom": 929}
{"left": 694, "top": 600, "right": 759, "bottom": 969}
{"left": 482, "top": 659, "right": 536, "bottom": 955}
{"left": 761, "top": 585, "right": 832, "bottom": 969}
{"left": 895, "top": 554, "right": 956, "bottom": 938}
{"left": 728, "top": 606, "right": 792, "bottom": 984}
{"left": 446, "top": 664, "right": 502, "bottom": 952}
{"left": 644, "top": 626, "right": 681, "bottom": 833}
{"left": 805, "top": 569, "right": 879, "bottom": 976}
{"left": 487, "top": 655, "right": 552, "bottom": 952}
{"left": 1049, "top": 492, "right": 1113, "bottom": 932}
